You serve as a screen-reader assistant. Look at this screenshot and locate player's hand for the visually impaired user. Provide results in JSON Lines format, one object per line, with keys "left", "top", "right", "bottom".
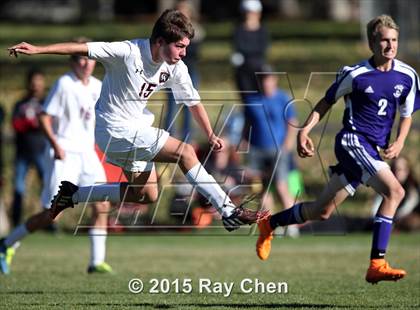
{"left": 7, "top": 42, "right": 40, "bottom": 57}
{"left": 384, "top": 140, "right": 404, "bottom": 159}
{"left": 208, "top": 134, "right": 225, "bottom": 152}
{"left": 53, "top": 144, "right": 66, "bottom": 160}
{"left": 297, "top": 131, "right": 314, "bottom": 158}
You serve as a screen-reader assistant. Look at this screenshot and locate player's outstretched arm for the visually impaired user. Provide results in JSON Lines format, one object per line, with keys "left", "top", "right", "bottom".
{"left": 297, "top": 98, "right": 331, "bottom": 158}
{"left": 189, "top": 103, "right": 225, "bottom": 152}
{"left": 8, "top": 42, "right": 88, "bottom": 58}
{"left": 384, "top": 116, "right": 412, "bottom": 159}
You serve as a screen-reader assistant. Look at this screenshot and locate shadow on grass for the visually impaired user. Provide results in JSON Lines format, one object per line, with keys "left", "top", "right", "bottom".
{"left": 10, "top": 301, "right": 419, "bottom": 309}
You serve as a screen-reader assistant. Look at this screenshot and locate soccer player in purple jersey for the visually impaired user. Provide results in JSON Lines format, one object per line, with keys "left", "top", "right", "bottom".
{"left": 256, "top": 15, "right": 418, "bottom": 284}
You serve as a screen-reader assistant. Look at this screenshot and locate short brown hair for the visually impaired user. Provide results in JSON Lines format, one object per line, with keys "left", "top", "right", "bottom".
{"left": 367, "top": 15, "right": 399, "bottom": 44}
{"left": 150, "top": 9, "right": 194, "bottom": 44}
{"left": 70, "top": 37, "right": 92, "bottom": 61}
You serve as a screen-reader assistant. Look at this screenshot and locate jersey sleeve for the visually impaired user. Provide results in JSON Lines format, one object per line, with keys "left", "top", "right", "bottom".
{"left": 165, "top": 62, "right": 201, "bottom": 107}
{"left": 87, "top": 41, "right": 131, "bottom": 66}
{"left": 399, "top": 71, "right": 419, "bottom": 117}
{"left": 414, "top": 90, "right": 420, "bottom": 113}
{"left": 43, "top": 79, "right": 65, "bottom": 118}
{"left": 324, "top": 66, "right": 354, "bottom": 104}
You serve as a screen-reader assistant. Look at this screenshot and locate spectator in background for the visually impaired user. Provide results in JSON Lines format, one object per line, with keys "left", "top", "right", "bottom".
{"left": 230, "top": 0, "right": 270, "bottom": 161}
{"left": 1, "top": 39, "right": 113, "bottom": 275}
{"left": 231, "top": 0, "right": 269, "bottom": 102}
{"left": 11, "top": 68, "right": 46, "bottom": 227}
{"left": 164, "top": 0, "right": 205, "bottom": 142}
{"left": 244, "top": 65, "right": 299, "bottom": 237}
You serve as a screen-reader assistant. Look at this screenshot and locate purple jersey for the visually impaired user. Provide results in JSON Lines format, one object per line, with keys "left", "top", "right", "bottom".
{"left": 325, "top": 58, "right": 418, "bottom": 148}
{"left": 415, "top": 90, "right": 420, "bottom": 112}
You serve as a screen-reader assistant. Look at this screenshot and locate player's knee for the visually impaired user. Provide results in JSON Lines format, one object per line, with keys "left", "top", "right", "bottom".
{"left": 383, "top": 184, "right": 405, "bottom": 204}
{"left": 390, "top": 184, "right": 405, "bottom": 203}
{"left": 318, "top": 210, "right": 332, "bottom": 221}
{"left": 316, "top": 206, "right": 334, "bottom": 221}
{"left": 181, "top": 143, "right": 197, "bottom": 164}
{"left": 145, "top": 187, "right": 158, "bottom": 203}
{"left": 94, "top": 201, "right": 110, "bottom": 213}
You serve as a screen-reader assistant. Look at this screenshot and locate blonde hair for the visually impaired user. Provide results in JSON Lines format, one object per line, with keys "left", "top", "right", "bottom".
{"left": 367, "top": 15, "right": 399, "bottom": 44}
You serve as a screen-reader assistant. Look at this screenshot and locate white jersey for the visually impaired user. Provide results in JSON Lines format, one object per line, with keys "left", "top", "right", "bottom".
{"left": 43, "top": 72, "right": 102, "bottom": 152}
{"left": 87, "top": 39, "right": 200, "bottom": 130}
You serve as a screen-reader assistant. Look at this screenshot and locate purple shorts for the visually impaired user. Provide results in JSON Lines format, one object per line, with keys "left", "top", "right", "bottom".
{"left": 329, "top": 130, "right": 389, "bottom": 195}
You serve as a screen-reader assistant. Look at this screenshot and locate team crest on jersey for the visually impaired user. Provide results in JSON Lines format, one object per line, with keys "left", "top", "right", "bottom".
{"left": 159, "top": 71, "right": 170, "bottom": 83}
{"left": 393, "top": 84, "right": 404, "bottom": 98}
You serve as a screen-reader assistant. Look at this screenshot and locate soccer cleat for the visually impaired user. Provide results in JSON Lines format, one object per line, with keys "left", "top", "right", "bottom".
{"left": 365, "top": 259, "right": 407, "bottom": 284}
{"left": 222, "top": 206, "right": 270, "bottom": 232}
{"left": 87, "top": 262, "right": 114, "bottom": 274}
{"left": 256, "top": 215, "right": 274, "bottom": 260}
{"left": 222, "top": 195, "right": 270, "bottom": 232}
{"left": 5, "top": 247, "right": 16, "bottom": 267}
{"left": 0, "top": 239, "right": 10, "bottom": 275}
{"left": 50, "top": 181, "right": 79, "bottom": 219}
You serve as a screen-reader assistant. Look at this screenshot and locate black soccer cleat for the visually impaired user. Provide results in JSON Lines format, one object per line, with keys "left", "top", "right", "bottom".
{"left": 222, "top": 194, "right": 270, "bottom": 232}
{"left": 222, "top": 206, "right": 270, "bottom": 232}
{"left": 50, "top": 181, "right": 79, "bottom": 219}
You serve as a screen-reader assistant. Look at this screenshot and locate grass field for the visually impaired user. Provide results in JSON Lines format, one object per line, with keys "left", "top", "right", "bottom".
{"left": 1, "top": 232, "right": 419, "bottom": 309}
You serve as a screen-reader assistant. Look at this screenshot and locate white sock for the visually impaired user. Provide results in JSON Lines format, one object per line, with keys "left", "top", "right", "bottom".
{"left": 4, "top": 224, "right": 29, "bottom": 247}
{"left": 185, "top": 163, "right": 235, "bottom": 217}
{"left": 73, "top": 183, "right": 120, "bottom": 204}
{"left": 89, "top": 228, "right": 107, "bottom": 267}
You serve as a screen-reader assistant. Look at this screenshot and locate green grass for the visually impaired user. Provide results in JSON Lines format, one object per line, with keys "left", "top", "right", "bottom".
{"left": 1, "top": 233, "right": 419, "bottom": 309}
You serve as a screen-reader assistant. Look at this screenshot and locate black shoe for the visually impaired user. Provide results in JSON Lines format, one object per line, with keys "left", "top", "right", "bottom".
{"left": 223, "top": 206, "right": 270, "bottom": 232}
{"left": 50, "top": 181, "right": 79, "bottom": 219}
{"left": 222, "top": 195, "right": 270, "bottom": 232}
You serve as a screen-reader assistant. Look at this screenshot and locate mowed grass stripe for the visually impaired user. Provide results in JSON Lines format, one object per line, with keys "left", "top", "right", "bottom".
{"left": 0, "top": 233, "right": 419, "bottom": 309}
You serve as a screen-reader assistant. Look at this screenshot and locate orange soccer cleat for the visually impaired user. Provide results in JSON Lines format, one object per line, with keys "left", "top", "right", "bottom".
{"left": 256, "top": 215, "right": 274, "bottom": 260}
{"left": 365, "top": 259, "right": 407, "bottom": 284}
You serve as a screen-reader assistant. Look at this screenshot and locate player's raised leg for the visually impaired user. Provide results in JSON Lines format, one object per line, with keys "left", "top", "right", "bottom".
{"left": 153, "top": 136, "right": 269, "bottom": 231}
{"left": 50, "top": 167, "right": 159, "bottom": 219}
{"left": 256, "top": 173, "right": 349, "bottom": 260}
{"left": 53, "top": 135, "right": 268, "bottom": 231}
{"left": 365, "top": 168, "right": 406, "bottom": 284}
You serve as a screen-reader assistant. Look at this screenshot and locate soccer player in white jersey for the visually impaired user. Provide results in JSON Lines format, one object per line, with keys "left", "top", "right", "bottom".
{"left": 6, "top": 10, "right": 268, "bottom": 236}
{"left": 255, "top": 15, "right": 418, "bottom": 284}
{"left": 0, "top": 39, "right": 113, "bottom": 275}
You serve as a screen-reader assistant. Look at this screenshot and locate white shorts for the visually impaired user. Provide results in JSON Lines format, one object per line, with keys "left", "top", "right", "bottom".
{"left": 41, "top": 148, "right": 106, "bottom": 209}
{"left": 95, "top": 125, "right": 169, "bottom": 173}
